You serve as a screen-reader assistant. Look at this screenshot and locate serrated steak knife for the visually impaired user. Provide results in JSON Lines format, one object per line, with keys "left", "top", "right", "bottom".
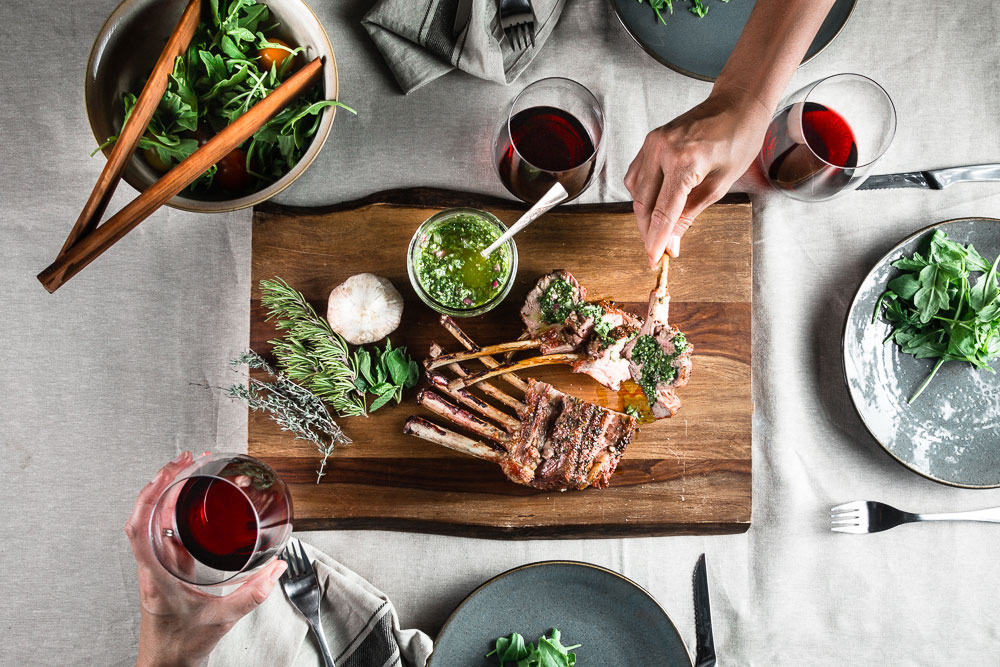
{"left": 858, "top": 163, "right": 1000, "bottom": 190}
{"left": 693, "top": 553, "right": 717, "bottom": 667}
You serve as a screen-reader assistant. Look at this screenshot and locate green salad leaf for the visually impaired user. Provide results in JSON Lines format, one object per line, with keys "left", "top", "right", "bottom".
{"left": 487, "top": 629, "right": 581, "bottom": 667}
{"left": 873, "top": 229, "right": 1000, "bottom": 402}
{"left": 638, "top": 0, "right": 730, "bottom": 24}
{"left": 97, "top": 0, "right": 355, "bottom": 193}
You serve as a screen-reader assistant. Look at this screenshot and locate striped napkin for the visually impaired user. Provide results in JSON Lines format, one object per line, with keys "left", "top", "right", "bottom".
{"left": 362, "top": 0, "right": 567, "bottom": 94}
{"left": 208, "top": 541, "right": 432, "bottom": 666}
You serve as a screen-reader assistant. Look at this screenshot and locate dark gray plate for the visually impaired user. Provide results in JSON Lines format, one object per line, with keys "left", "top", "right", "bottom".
{"left": 611, "top": 0, "right": 857, "bottom": 82}
{"left": 843, "top": 218, "right": 1000, "bottom": 488}
{"left": 429, "top": 561, "right": 692, "bottom": 666}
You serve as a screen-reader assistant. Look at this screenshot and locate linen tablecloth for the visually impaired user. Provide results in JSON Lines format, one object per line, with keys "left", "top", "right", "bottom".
{"left": 2, "top": 1, "right": 1000, "bottom": 665}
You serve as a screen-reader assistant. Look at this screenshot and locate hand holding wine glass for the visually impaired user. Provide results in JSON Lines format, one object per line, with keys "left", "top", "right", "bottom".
{"left": 127, "top": 452, "right": 287, "bottom": 667}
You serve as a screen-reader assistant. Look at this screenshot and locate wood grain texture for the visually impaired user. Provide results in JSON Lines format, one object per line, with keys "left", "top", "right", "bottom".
{"left": 249, "top": 188, "right": 752, "bottom": 538}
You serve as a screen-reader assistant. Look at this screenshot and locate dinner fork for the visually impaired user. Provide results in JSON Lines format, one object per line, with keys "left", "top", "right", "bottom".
{"left": 830, "top": 500, "right": 1000, "bottom": 534}
{"left": 499, "top": 0, "right": 535, "bottom": 52}
{"left": 279, "top": 540, "right": 337, "bottom": 667}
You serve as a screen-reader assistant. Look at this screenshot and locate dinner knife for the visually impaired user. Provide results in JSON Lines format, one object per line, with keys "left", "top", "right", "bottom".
{"left": 454, "top": 0, "right": 473, "bottom": 36}
{"left": 693, "top": 553, "right": 717, "bottom": 667}
{"left": 857, "top": 163, "right": 1000, "bottom": 190}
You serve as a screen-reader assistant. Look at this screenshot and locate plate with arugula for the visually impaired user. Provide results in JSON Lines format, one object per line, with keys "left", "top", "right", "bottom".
{"left": 429, "top": 561, "right": 691, "bottom": 666}
{"left": 609, "top": 0, "right": 856, "bottom": 81}
{"left": 844, "top": 218, "right": 1000, "bottom": 488}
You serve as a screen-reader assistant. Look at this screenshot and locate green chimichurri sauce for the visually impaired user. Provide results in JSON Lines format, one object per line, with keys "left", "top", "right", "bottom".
{"left": 632, "top": 332, "right": 688, "bottom": 402}
{"left": 415, "top": 214, "right": 511, "bottom": 310}
{"left": 541, "top": 279, "right": 579, "bottom": 323}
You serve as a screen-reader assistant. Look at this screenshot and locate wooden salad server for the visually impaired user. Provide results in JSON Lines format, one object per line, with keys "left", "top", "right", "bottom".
{"left": 59, "top": 0, "right": 202, "bottom": 255}
{"left": 38, "top": 57, "right": 325, "bottom": 293}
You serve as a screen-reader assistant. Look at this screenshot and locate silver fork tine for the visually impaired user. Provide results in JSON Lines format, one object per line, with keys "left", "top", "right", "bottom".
{"left": 295, "top": 538, "right": 314, "bottom": 576}
{"left": 280, "top": 544, "right": 298, "bottom": 577}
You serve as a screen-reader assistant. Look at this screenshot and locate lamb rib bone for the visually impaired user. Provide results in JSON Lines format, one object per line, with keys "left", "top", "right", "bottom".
{"left": 416, "top": 389, "right": 511, "bottom": 444}
{"left": 439, "top": 316, "right": 529, "bottom": 393}
{"left": 402, "top": 417, "right": 504, "bottom": 463}
{"left": 424, "top": 370, "right": 521, "bottom": 432}
{"left": 425, "top": 338, "right": 542, "bottom": 369}
{"left": 447, "top": 353, "right": 586, "bottom": 391}
{"left": 428, "top": 343, "right": 525, "bottom": 412}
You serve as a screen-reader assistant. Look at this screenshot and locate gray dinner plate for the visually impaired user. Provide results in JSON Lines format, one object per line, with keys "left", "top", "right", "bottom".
{"left": 429, "top": 561, "right": 692, "bottom": 666}
{"left": 610, "top": 0, "right": 857, "bottom": 81}
{"left": 843, "top": 218, "right": 1000, "bottom": 488}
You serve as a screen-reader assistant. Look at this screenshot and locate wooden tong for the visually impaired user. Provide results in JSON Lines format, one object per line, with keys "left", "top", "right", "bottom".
{"left": 38, "top": 0, "right": 324, "bottom": 293}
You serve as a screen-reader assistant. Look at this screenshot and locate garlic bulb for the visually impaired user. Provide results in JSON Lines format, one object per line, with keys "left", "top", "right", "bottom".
{"left": 326, "top": 273, "right": 403, "bottom": 345}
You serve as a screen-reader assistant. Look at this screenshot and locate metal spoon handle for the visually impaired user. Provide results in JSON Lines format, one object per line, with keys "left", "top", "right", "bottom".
{"left": 481, "top": 182, "right": 569, "bottom": 257}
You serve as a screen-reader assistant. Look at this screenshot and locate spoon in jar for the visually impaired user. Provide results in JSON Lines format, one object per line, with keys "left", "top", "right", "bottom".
{"left": 480, "top": 181, "right": 569, "bottom": 257}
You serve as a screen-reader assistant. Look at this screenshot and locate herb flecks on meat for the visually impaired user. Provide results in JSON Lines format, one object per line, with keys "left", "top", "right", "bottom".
{"left": 631, "top": 331, "right": 688, "bottom": 403}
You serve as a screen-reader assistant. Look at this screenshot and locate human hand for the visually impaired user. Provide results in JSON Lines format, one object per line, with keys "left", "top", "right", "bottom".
{"left": 127, "top": 452, "right": 287, "bottom": 667}
{"left": 624, "top": 88, "right": 772, "bottom": 266}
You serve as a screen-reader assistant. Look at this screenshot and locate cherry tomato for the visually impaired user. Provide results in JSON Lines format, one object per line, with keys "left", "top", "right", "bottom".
{"left": 214, "top": 148, "right": 251, "bottom": 192}
{"left": 258, "top": 38, "right": 291, "bottom": 71}
{"left": 142, "top": 133, "right": 171, "bottom": 172}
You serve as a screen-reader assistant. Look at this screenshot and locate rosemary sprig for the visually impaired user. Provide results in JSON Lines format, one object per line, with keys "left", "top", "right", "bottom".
{"left": 228, "top": 351, "right": 350, "bottom": 483}
{"left": 260, "top": 277, "right": 367, "bottom": 417}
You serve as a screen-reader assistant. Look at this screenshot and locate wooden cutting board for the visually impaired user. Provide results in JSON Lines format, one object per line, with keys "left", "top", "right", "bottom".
{"left": 249, "top": 188, "right": 752, "bottom": 537}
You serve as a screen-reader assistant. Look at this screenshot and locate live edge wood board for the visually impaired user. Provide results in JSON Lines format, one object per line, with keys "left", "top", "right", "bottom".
{"left": 249, "top": 188, "right": 752, "bottom": 538}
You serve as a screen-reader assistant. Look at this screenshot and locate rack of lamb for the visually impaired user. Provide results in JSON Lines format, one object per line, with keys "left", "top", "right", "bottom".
{"left": 425, "top": 264, "right": 693, "bottom": 418}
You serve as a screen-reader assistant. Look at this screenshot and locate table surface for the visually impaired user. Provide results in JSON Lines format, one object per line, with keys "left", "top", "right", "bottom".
{"left": 2, "top": 1, "right": 1000, "bottom": 665}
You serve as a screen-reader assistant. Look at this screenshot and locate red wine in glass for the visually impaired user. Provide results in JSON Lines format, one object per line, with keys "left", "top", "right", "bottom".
{"left": 762, "top": 102, "right": 859, "bottom": 199}
{"left": 175, "top": 477, "right": 259, "bottom": 571}
{"left": 497, "top": 106, "right": 598, "bottom": 203}
{"left": 150, "top": 454, "right": 293, "bottom": 585}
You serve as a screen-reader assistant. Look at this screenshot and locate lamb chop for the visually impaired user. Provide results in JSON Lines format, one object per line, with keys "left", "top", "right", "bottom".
{"left": 622, "top": 256, "right": 694, "bottom": 419}
{"left": 428, "top": 275, "right": 642, "bottom": 391}
{"left": 406, "top": 322, "right": 638, "bottom": 491}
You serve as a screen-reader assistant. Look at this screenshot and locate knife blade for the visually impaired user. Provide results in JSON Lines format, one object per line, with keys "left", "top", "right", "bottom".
{"left": 693, "top": 553, "right": 716, "bottom": 667}
{"left": 858, "top": 163, "right": 1000, "bottom": 190}
{"left": 453, "top": 0, "right": 473, "bottom": 36}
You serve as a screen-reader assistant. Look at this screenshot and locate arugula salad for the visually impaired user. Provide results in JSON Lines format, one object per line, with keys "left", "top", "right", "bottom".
{"left": 487, "top": 629, "right": 580, "bottom": 666}
{"left": 638, "top": 0, "right": 731, "bottom": 24}
{"left": 873, "top": 230, "right": 1000, "bottom": 403}
{"left": 99, "top": 0, "right": 354, "bottom": 195}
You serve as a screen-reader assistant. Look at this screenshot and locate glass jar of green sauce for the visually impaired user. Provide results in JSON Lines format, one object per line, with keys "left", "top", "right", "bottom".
{"left": 407, "top": 208, "right": 518, "bottom": 317}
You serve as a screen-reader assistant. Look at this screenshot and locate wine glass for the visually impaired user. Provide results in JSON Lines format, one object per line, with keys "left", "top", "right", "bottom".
{"left": 494, "top": 77, "right": 606, "bottom": 203}
{"left": 149, "top": 453, "right": 293, "bottom": 586}
{"left": 758, "top": 73, "right": 896, "bottom": 201}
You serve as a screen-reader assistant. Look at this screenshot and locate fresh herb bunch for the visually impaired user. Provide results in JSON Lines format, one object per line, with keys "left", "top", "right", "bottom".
{"left": 228, "top": 351, "right": 350, "bottom": 482}
{"left": 487, "top": 629, "right": 580, "bottom": 667}
{"left": 262, "top": 277, "right": 420, "bottom": 416}
{"left": 638, "top": 0, "right": 730, "bottom": 24}
{"left": 98, "top": 0, "right": 355, "bottom": 193}
{"left": 353, "top": 339, "right": 420, "bottom": 413}
{"left": 261, "top": 277, "right": 368, "bottom": 417}
{"left": 874, "top": 230, "right": 1000, "bottom": 403}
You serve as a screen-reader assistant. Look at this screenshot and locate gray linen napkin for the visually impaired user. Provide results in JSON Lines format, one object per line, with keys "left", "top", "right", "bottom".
{"left": 209, "top": 541, "right": 433, "bottom": 666}
{"left": 362, "top": 0, "right": 566, "bottom": 94}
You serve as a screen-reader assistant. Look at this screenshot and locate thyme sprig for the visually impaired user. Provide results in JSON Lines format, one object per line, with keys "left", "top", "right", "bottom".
{"left": 261, "top": 277, "right": 368, "bottom": 417}
{"left": 228, "top": 351, "right": 350, "bottom": 482}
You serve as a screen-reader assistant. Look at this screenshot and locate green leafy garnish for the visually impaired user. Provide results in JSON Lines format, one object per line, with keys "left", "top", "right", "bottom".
{"left": 638, "top": 0, "right": 729, "bottom": 24}
{"left": 486, "top": 629, "right": 581, "bottom": 666}
{"left": 352, "top": 339, "right": 420, "bottom": 412}
{"left": 873, "top": 230, "right": 1000, "bottom": 403}
{"left": 98, "top": 0, "right": 356, "bottom": 193}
